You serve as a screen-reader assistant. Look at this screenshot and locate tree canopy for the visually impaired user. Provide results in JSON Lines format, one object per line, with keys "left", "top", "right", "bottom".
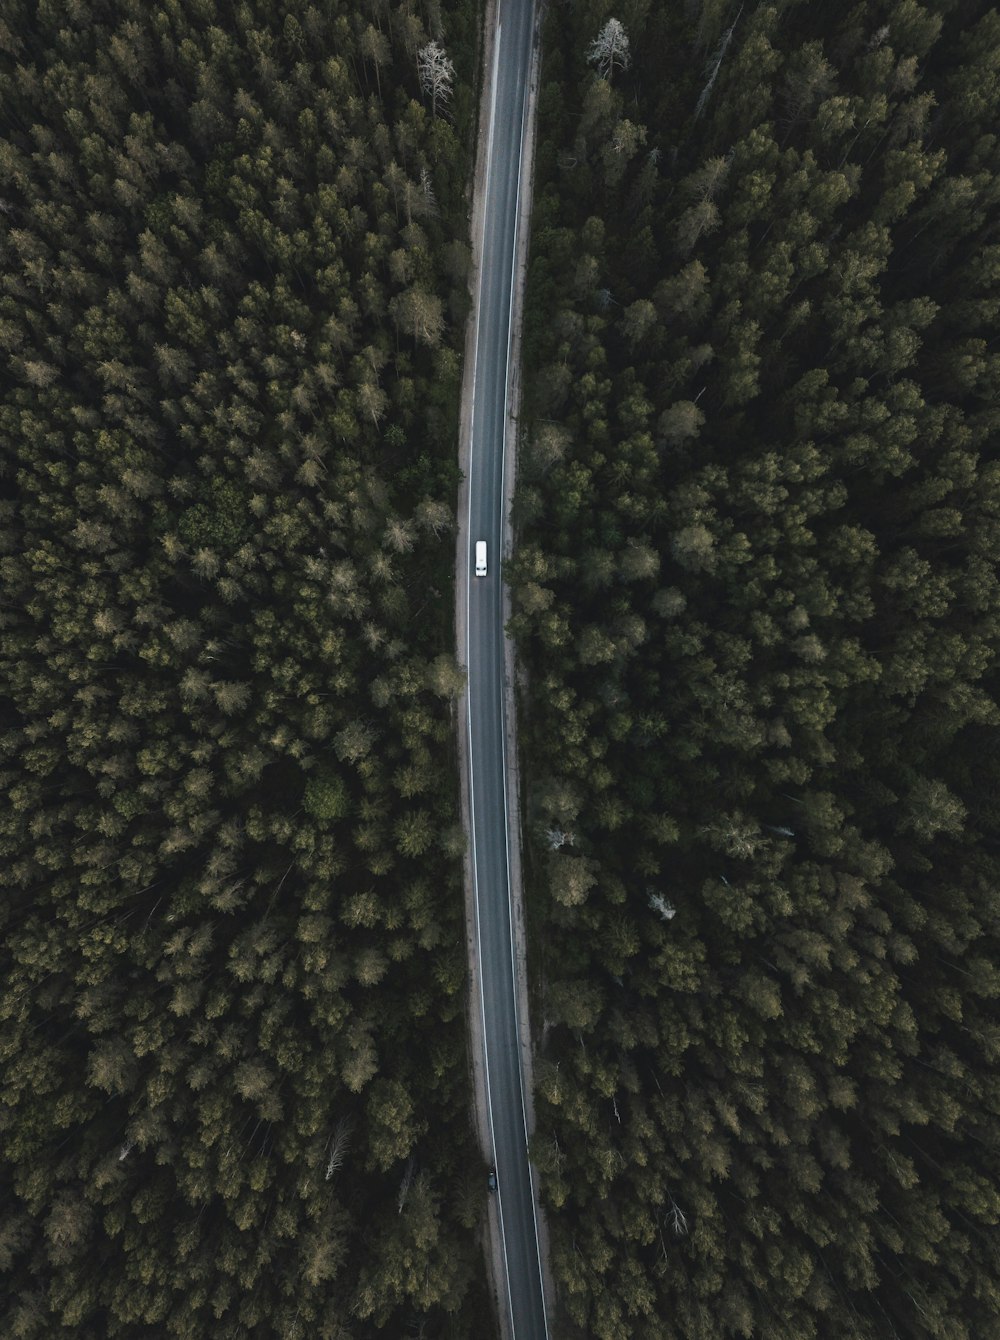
{"left": 0, "top": 0, "right": 487, "bottom": 1334}
{"left": 517, "top": 2, "right": 1000, "bottom": 1337}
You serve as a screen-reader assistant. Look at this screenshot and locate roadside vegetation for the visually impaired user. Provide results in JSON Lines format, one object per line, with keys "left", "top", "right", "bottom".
{"left": 516, "top": 2, "right": 1000, "bottom": 1336}
{"left": 0, "top": 1, "right": 489, "bottom": 1335}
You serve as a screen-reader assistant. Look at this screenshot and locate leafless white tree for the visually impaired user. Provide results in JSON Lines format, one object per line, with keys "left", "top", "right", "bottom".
{"left": 694, "top": 5, "right": 742, "bottom": 120}
{"left": 587, "top": 18, "right": 631, "bottom": 81}
{"left": 325, "top": 1117, "right": 353, "bottom": 1180}
{"left": 667, "top": 1194, "right": 689, "bottom": 1236}
{"left": 416, "top": 40, "right": 455, "bottom": 117}
{"left": 648, "top": 891, "right": 676, "bottom": 921}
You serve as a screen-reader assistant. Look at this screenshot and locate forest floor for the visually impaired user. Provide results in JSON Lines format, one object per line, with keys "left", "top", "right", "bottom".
{"left": 455, "top": 0, "right": 552, "bottom": 1332}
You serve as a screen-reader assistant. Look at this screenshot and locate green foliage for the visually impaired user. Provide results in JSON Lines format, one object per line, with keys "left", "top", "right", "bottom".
{"left": 303, "top": 769, "right": 351, "bottom": 823}
{"left": 518, "top": 2, "right": 1000, "bottom": 1338}
{"left": 0, "top": 0, "right": 487, "bottom": 1335}
{"left": 176, "top": 478, "right": 253, "bottom": 554}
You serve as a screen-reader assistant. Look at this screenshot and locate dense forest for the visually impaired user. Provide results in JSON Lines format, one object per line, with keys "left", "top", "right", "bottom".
{"left": 0, "top": 1, "right": 489, "bottom": 1335}
{"left": 516, "top": 1, "right": 1000, "bottom": 1337}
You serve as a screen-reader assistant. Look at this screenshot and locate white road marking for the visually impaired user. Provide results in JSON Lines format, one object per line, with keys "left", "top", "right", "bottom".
{"left": 467, "top": 12, "right": 519, "bottom": 1336}
{"left": 497, "top": 13, "right": 551, "bottom": 1336}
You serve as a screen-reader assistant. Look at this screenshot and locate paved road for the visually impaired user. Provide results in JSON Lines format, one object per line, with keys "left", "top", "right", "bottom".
{"left": 464, "top": 1, "right": 547, "bottom": 1337}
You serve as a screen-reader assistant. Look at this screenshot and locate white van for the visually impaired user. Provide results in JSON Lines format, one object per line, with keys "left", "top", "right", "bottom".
{"left": 475, "top": 540, "right": 487, "bottom": 577}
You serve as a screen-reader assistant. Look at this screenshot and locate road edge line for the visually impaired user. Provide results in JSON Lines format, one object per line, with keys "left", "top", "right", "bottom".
{"left": 498, "top": 0, "right": 557, "bottom": 1329}
{"left": 455, "top": 1, "right": 517, "bottom": 1336}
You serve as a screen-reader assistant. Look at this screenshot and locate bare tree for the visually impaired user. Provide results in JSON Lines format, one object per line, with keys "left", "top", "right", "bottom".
{"left": 648, "top": 891, "right": 676, "bottom": 921}
{"left": 587, "top": 18, "right": 631, "bottom": 81}
{"left": 694, "top": 4, "right": 742, "bottom": 119}
{"left": 325, "top": 1117, "right": 353, "bottom": 1181}
{"left": 667, "top": 1193, "right": 689, "bottom": 1236}
{"left": 416, "top": 40, "right": 454, "bottom": 117}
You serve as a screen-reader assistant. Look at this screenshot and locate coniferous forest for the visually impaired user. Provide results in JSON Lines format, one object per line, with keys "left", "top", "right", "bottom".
{"left": 515, "top": 1, "right": 1000, "bottom": 1338}
{"left": 4, "top": 0, "right": 1000, "bottom": 1338}
{"left": 0, "top": 1, "right": 487, "bottom": 1335}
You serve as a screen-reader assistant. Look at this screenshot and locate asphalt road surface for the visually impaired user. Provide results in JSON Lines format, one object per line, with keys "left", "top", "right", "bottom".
{"left": 464, "top": 1, "right": 548, "bottom": 1337}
